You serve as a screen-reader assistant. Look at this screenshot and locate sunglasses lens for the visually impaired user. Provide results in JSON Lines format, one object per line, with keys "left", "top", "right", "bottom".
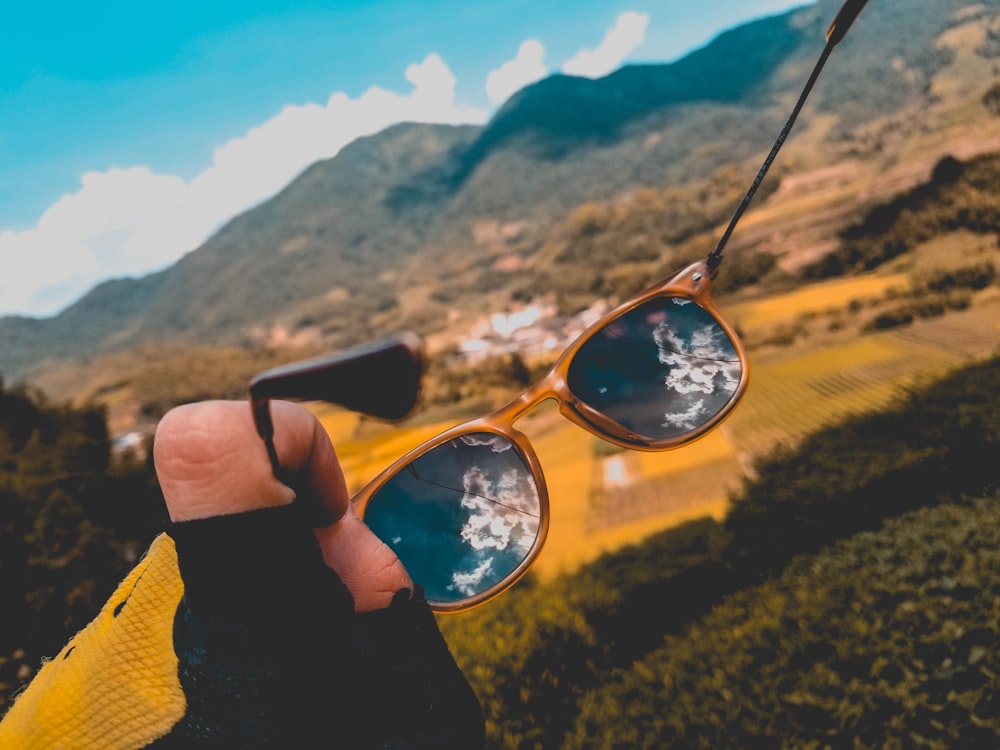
{"left": 567, "top": 296, "right": 742, "bottom": 443}
{"left": 362, "top": 431, "right": 542, "bottom": 606}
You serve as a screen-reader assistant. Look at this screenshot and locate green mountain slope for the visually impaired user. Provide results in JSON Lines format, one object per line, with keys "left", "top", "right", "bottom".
{"left": 0, "top": 0, "right": 993, "bottom": 385}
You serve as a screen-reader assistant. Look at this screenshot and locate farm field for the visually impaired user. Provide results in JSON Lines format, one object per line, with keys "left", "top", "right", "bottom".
{"left": 725, "top": 274, "right": 908, "bottom": 330}
{"left": 314, "top": 276, "right": 1000, "bottom": 580}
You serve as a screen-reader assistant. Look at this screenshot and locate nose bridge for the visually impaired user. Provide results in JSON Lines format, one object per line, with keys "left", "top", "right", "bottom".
{"left": 489, "top": 375, "right": 558, "bottom": 426}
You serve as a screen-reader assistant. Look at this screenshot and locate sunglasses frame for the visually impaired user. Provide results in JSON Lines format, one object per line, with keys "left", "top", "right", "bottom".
{"left": 351, "top": 258, "right": 748, "bottom": 611}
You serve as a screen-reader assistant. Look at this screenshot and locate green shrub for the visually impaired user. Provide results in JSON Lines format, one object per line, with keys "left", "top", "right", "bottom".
{"left": 916, "top": 261, "right": 996, "bottom": 292}
{"left": 569, "top": 493, "right": 1000, "bottom": 749}
{"left": 804, "top": 153, "right": 1000, "bottom": 279}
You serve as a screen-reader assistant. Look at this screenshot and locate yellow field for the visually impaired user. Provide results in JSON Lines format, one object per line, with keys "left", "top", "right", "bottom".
{"left": 332, "top": 419, "right": 456, "bottom": 493}
{"left": 726, "top": 274, "right": 909, "bottom": 330}
{"left": 313, "top": 280, "right": 1000, "bottom": 582}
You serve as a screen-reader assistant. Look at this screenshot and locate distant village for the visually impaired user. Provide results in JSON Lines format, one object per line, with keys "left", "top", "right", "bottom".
{"left": 454, "top": 297, "right": 613, "bottom": 364}
{"left": 111, "top": 297, "right": 617, "bottom": 457}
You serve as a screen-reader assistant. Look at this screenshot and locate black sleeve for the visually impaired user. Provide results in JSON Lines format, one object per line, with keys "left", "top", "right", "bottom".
{"left": 353, "top": 588, "right": 486, "bottom": 749}
{"left": 147, "top": 504, "right": 483, "bottom": 749}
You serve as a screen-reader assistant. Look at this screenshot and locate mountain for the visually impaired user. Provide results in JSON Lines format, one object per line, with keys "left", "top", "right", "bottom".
{"left": 1, "top": 0, "right": 996, "bottom": 386}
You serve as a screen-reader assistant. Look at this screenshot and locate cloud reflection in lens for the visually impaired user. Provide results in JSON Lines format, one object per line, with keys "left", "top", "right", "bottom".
{"left": 362, "top": 431, "right": 541, "bottom": 604}
{"left": 566, "top": 296, "right": 742, "bottom": 441}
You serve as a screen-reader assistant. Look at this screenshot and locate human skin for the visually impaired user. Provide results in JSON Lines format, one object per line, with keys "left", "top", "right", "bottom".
{"left": 153, "top": 399, "right": 413, "bottom": 612}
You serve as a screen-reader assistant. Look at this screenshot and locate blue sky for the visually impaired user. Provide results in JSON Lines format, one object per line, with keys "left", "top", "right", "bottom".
{"left": 0, "top": 0, "right": 809, "bottom": 318}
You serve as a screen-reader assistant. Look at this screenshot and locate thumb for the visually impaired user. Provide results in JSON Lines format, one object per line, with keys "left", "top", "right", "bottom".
{"left": 315, "top": 508, "right": 412, "bottom": 613}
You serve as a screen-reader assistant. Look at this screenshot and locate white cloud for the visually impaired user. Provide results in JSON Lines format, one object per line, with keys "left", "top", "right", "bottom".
{"left": 0, "top": 229, "right": 96, "bottom": 317}
{"left": 0, "top": 54, "right": 488, "bottom": 318}
{"left": 449, "top": 558, "right": 495, "bottom": 597}
{"left": 0, "top": 167, "right": 187, "bottom": 316}
{"left": 485, "top": 39, "right": 548, "bottom": 105}
{"left": 562, "top": 10, "right": 649, "bottom": 78}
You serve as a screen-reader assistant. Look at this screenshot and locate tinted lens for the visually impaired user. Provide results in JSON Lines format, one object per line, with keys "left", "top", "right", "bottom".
{"left": 566, "top": 296, "right": 742, "bottom": 442}
{"left": 362, "top": 431, "right": 542, "bottom": 605}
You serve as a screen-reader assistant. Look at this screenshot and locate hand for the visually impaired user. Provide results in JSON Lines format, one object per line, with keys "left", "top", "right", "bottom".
{"left": 150, "top": 399, "right": 484, "bottom": 748}
{"left": 154, "top": 399, "right": 412, "bottom": 612}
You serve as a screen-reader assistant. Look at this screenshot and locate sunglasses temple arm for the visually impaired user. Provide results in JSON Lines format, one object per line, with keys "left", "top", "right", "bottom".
{"left": 826, "top": 0, "right": 870, "bottom": 45}
{"left": 705, "top": 0, "right": 869, "bottom": 275}
{"left": 248, "top": 331, "right": 426, "bottom": 481}
{"left": 251, "top": 398, "right": 287, "bottom": 481}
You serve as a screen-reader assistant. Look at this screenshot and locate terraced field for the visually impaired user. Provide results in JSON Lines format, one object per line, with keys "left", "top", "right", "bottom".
{"left": 729, "top": 294, "right": 1000, "bottom": 457}
{"left": 725, "top": 274, "right": 908, "bottom": 330}
{"left": 316, "top": 275, "right": 1000, "bottom": 579}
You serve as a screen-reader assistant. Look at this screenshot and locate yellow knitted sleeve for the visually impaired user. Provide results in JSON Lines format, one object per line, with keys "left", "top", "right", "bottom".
{"left": 0, "top": 533, "right": 186, "bottom": 749}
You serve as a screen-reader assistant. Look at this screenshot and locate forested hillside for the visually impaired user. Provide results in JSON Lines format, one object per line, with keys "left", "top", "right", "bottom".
{"left": 1, "top": 0, "right": 994, "bottom": 390}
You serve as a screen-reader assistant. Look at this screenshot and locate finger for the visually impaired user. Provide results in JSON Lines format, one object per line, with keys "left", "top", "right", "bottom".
{"left": 315, "top": 509, "right": 413, "bottom": 613}
{"left": 265, "top": 400, "right": 352, "bottom": 527}
{"left": 154, "top": 400, "right": 349, "bottom": 525}
{"left": 156, "top": 399, "right": 411, "bottom": 611}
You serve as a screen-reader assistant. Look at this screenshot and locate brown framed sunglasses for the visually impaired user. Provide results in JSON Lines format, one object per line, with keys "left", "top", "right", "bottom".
{"left": 249, "top": 0, "right": 869, "bottom": 612}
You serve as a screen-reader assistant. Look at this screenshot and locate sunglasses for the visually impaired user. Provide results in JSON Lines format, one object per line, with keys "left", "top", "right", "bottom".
{"left": 249, "top": 0, "right": 869, "bottom": 612}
